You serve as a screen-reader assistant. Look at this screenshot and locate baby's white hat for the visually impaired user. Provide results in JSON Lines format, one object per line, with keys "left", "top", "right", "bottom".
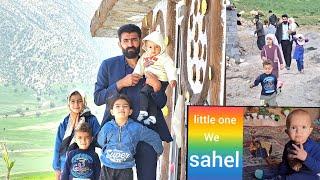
{"left": 142, "top": 31, "right": 166, "bottom": 54}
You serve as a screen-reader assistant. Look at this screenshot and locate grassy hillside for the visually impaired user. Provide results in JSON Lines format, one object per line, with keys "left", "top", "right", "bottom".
{"left": 0, "top": 85, "right": 39, "bottom": 115}
{"left": 234, "top": 0, "right": 320, "bottom": 25}
{"left": 0, "top": 83, "right": 94, "bottom": 116}
{"left": 0, "top": 109, "right": 67, "bottom": 176}
{"left": 0, "top": 0, "right": 117, "bottom": 96}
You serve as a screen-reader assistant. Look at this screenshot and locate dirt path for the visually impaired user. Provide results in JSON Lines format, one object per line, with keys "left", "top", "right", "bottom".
{"left": 226, "top": 24, "right": 320, "bottom": 107}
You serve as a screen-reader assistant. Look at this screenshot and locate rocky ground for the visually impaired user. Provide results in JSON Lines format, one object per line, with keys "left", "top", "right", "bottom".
{"left": 226, "top": 22, "right": 320, "bottom": 107}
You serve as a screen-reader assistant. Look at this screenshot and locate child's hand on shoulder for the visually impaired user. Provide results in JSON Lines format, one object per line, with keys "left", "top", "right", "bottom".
{"left": 170, "top": 80, "right": 177, "bottom": 88}
{"left": 250, "top": 84, "right": 254, "bottom": 88}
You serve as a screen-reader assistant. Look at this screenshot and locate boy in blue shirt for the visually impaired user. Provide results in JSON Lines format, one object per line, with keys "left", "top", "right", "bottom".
{"left": 97, "top": 94, "right": 163, "bottom": 180}
{"left": 250, "top": 60, "right": 278, "bottom": 106}
{"left": 61, "top": 122, "right": 101, "bottom": 180}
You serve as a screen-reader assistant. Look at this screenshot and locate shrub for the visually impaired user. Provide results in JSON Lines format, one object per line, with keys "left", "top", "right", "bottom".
{"left": 50, "top": 101, "right": 55, "bottom": 108}
{"left": 16, "top": 108, "right": 22, "bottom": 114}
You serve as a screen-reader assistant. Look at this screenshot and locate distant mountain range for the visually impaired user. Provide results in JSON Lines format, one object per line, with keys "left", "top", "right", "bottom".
{"left": 0, "top": 0, "right": 119, "bottom": 93}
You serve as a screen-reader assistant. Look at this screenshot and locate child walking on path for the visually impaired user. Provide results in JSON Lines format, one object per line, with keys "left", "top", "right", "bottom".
{"left": 61, "top": 122, "right": 101, "bottom": 180}
{"left": 97, "top": 94, "right": 163, "bottom": 180}
{"left": 261, "top": 33, "right": 285, "bottom": 78}
{"left": 250, "top": 60, "right": 278, "bottom": 106}
{"left": 52, "top": 89, "right": 100, "bottom": 180}
{"left": 133, "top": 31, "right": 177, "bottom": 125}
{"left": 293, "top": 34, "right": 309, "bottom": 73}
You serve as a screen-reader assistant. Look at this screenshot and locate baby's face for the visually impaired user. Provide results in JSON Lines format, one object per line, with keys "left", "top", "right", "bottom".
{"left": 286, "top": 113, "right": 313, "bottom": 144}
{"left": 145, "top": 41, "right": 161, "bottom": 57}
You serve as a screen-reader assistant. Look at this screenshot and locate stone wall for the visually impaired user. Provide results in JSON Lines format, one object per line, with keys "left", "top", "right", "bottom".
{"left": 226, "top": 9, "right": 240, "bottom": 61}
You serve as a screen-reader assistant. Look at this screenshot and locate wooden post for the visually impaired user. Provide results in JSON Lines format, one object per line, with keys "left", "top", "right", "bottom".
{"left": 160, "top": 1, "right": 176, "bottom": 180}
{"left": 179, "top": 1, "right": 192, "bottom": 179}
{"left": 208, "top": 0, "right": 223, "bottom": 105}
{"left": 141, "top": 11, "right": 153, "bottom": 38}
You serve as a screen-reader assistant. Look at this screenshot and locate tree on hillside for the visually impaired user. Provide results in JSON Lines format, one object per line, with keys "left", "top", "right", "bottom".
{"left": 50, "top": 101, "right": 55, "bottom": 108}
{"left": 15, "top": 108, "right": 22, "bottom": 114}
{"left": 36, "top": 111, "right": 41, "bottom": 118}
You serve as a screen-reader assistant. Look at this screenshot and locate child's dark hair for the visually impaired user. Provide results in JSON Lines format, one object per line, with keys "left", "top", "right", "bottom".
{"left": 75, "top": 122, "right": 92, "bottom": 136}
{"left": 109, "top": 94, "right": 132, "bottom": 109}
{"left": 286, "top": 109, "right": 313, "bottom": 128}
{"left": 262, "top": 60, "right": 272, "bottom": 67}
{"left": 117, "top": 24, "right": 141, "bottom": 41}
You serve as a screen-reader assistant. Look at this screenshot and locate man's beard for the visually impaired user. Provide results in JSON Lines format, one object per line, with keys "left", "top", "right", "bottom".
{"left": 283, "top": 21, "right": 288, "bottom": 24}
{"left": 122, "top": 46, "right": 140, "bottom": 59}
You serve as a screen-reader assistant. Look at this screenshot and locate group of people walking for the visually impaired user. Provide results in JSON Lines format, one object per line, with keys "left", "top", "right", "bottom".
{"left": 251, "top": 11, "right": 309, "bottom": 106}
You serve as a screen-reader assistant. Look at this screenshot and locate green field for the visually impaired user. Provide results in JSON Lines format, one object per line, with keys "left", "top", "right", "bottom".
{"left": 11, "top": 171, "right": 54, "bottom": 180}
{"left": 0, "top": 109, "right": 68, "bottom": 178}
{"left": 0, "top": 83, "right": 94, "bottom": 116}
{"left": 0, "top": 85, "right": 40, "bottom": 115}
{"left": 234, "top": 0, "right": 320, "bottom": 25}
{"left": 0, "top": 84, "right": 98, "bottom": 178}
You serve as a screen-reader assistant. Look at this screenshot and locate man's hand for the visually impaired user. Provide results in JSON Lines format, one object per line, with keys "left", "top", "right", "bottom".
{"left": 280, "top": 64, "right": 285, "bottom": 70}
{"left": 116, "top": 73, "right": 142, "bottom": 90}
{"left": 145, "top": 72, "right": 161, "bottom": 92}
{"left": 289, "top": 144, "right": 308, "bottom": 161}
{"left": 170, "top": 80, "right": 177, "bottom": 88}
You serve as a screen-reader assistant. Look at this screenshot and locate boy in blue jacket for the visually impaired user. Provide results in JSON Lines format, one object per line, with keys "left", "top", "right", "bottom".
{"left": 52, "top": 90, "right": 100, "bottom": 180}
{"left": 61, "top": 122, "right": 100, "bottom": 180}
{"left": 97, "top": 94, "right": 163, "bottom": 179}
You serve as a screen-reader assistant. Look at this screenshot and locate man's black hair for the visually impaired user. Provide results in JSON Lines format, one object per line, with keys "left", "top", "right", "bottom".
{"left": 117, "top": 24, "right": 142, "bottom": 41}
{"left": 282, "top": 14, "right": 288, "bottom": 18}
